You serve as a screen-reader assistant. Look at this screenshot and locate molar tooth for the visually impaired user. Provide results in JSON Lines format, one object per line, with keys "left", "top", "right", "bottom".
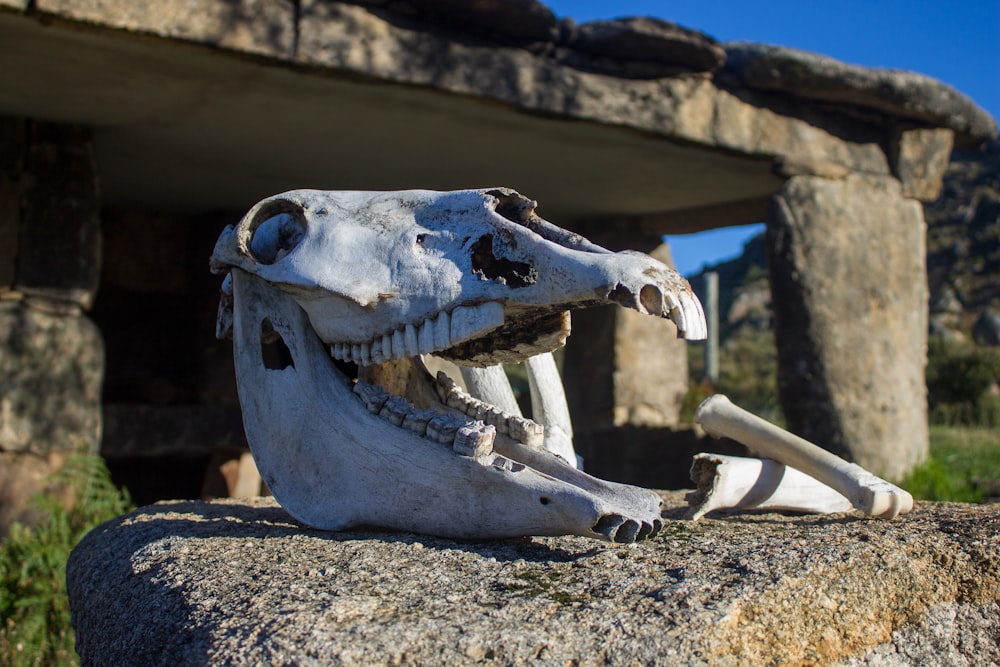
{"left": 404, "top": 324, "right": 419, "bottom": 356}
{"left": 382, "top": 333, "right": 393, "bottom": 360}
{"left": 359, "top": 342, "right": 372, "bottom": 366}
{"left": 351, "top": 344, "right": 362, "bottom": 363}
{"left": 449, "top": 302, "right": 504, "bottom": 345}
{"left": 353, "top": 382, "right": 389, "bottom": 414}
{"left": 454, "top": 422, "right": 495, "bottom": 458}
{"left": 434, "top": 371, "right": 454, "bottom": 402}
{"left": 434, "top": 311, "right": 451, "bottom": 350}
{"left": 508, "top": 417, "right": 545, "bottom": 448}
{"left": 426, "top": 413, "right": 462, "bottom": 445}
{"left": 379, "top": 396, "right": 409, "bottom": 426}
{"left": 392, "top": 329, "right": 405, "bottom": 360}
{"left": 417, "top": 317, "right": 436, "bottom": 354}
{"left": 402, "top": 409, "right": 436, "bottom": 436}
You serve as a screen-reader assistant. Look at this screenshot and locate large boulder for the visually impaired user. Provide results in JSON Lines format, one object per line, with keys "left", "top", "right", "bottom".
{"left": 68, "top": 497, "right": 999, "bottom": 666}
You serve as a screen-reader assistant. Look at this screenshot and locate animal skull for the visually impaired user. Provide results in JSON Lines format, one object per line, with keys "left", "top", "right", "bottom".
{"left": 210, "top": 188, "right": 706, "bottom": 542}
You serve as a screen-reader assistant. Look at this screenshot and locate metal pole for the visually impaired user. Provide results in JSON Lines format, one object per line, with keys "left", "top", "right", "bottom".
{"left": 704, "top": 271, "right": 719, "bottom": 384}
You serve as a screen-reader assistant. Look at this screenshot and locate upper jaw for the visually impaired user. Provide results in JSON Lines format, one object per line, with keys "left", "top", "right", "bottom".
{"left": 322, "top": 285, "right": 706, "bottom": 369}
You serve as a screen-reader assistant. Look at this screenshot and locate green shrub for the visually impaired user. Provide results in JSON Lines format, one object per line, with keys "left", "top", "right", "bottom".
{"left": 0, "top": 455, "right": 132, "bottom": 667}
{"left": 926, "top": 338, "right": 1000, "bottom": 427}
{"left": 903, "top": 426, "right": 1000, "bottom": 503}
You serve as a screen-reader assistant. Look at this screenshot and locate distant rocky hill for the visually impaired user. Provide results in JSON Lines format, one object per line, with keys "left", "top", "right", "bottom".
{"left": 690, "top": 140, "right": 1000, "bottom": 348}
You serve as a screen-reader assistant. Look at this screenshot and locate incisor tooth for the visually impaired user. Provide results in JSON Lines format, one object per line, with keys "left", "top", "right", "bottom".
{"left": 382, "top": 333, "right": 393, "bottom": 360}
{"left": 359, "top": 342, "right": 371, "bottom": 366}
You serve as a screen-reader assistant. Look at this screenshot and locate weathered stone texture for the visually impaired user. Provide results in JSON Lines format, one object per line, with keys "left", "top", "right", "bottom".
{"left": 725, "top": 43, "right": 998, "bottom": 145}
{"left": 355, "top": 0, "right": 560, "bottom": 44}
{"left": 0, "top": 450, "right": 71, "bottom": 536}
{"left": 767, "top": 174, "right": 929, "bottom": 480}
{"left": 564, "top": 243, "right": 688, "bottom": 434}
{"left": 68, "top": 497, "right": 1000, "bottom": 666}
{"left": 565, "top": 17, "right": 726, "bottom": 77}
{"left": 889, "top": 125, "right": 954, "bottom": 201}
{"left": 35, "top": 0, "right": 296, "bottom": 58}
{"left": 0, "top": 302, "right": 103, "bottom": 454}
{"left": 14, "top": 121, "right": 100, "bottom": 309}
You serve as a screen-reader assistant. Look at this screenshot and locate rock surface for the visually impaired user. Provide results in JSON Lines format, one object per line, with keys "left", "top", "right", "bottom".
{"left": 68, "top": 496, "right": 998, "bottom": 666}
{"left": 0, "top": 302, "right": 103, "bottom": 455}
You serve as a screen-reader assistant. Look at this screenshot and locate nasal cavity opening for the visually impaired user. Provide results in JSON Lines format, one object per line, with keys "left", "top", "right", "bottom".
{"left": 470, "top": 234, "right": 537, "bottom": 288}
{"left": 260, "top": 319, "right": 294, "bottom": 370}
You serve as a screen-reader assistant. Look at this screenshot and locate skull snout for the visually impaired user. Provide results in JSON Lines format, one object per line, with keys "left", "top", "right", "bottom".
{"left": 601, "top": 264, "right": 707, "bottom": 340}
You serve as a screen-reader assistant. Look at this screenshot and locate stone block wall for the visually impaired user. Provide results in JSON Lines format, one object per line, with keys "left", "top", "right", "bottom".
{"left": 0, "top": 116, "right": 104, "bottom": 532}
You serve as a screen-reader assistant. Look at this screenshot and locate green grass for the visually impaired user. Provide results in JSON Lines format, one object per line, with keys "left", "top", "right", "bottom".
{"left": 903, "top": 426, "right": 1000, "bottom": 503}
{"left": 0, "top": 454, "right": 132, "bottom": 667}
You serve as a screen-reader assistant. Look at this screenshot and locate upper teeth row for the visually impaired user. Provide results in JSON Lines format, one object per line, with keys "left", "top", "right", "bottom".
{"left": 331, "top": 302, "right": 505, "bottom": 366}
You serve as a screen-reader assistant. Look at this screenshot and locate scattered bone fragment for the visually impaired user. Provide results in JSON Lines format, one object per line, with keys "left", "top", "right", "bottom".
{"left": 695, "top": 395, "right": 913, "bottom": 518}
{"left": 686, "top": 453, "right": 853, "bottom": 520}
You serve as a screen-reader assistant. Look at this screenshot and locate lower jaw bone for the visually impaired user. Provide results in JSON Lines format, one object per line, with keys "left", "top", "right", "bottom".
{"left": 230, "top": 269, "right": 664, "bottom": 542}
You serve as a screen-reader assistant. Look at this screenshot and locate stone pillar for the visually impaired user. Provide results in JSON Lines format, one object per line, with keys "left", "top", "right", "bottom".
{"left": 0, "top": 117, "right": 103, "bottom": 533}
{"left": 766, "top": 173, "right": 928, "bottom": 480}
{"left": 563, "top": 242, "right": 689, "bottom": 436}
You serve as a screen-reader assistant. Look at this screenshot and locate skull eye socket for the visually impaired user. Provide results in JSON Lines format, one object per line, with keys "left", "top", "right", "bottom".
{"left": 242, "top": 199, "right": 307, "bottom": 265}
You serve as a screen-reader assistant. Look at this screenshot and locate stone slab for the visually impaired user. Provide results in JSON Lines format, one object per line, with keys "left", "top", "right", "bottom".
{"left": 68, "top": 495, "right": 999, "bottom": 666}
{"left": 725, "top": 42, "right": 998, "bottom": 145}
{"left": 36, "top": 0, "right": 296, "bottom": 59}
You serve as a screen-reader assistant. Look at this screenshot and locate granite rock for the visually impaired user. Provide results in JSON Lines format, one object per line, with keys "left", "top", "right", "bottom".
{"left": 68, "top": 496, "right": 999, "bottom": 666}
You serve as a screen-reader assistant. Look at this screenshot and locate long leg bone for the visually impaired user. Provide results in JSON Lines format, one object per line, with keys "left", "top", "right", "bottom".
{"left": 694, "top": 395, "right": 913, "bottom": 518}
{"left": 686, "top": 453, "right": 853, "bottom": 520}
{"left": 524, "top": 352, "right": 579, "bottom": 468}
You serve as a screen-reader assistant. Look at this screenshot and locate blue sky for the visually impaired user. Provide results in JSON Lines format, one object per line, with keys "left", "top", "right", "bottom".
{"left": 544, "top": 1, "right": 1000, "bottom": 275}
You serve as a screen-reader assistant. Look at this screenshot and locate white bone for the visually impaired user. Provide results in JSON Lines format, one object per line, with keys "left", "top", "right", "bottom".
{"left": 695, "top": 395, "right": 913, "bottom": 518}
{"left": 686, "top": 453, "right": 854, "bottom": 520}
{"left": 459, "top": 365, "right": 522, "bottom": 417}
{"left": 210, "top": 188, "right": 709, "bottom": 542}
{"left": 524, "top": 352, "right": 579, "bottom": 468}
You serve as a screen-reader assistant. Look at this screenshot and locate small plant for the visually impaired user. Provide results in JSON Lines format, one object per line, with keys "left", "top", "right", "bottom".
{"left": 0, "top": 454, "right": 132, "bottom": 667}
{"left": 926, "top": 338, "right": 1000, "bottom": 428}
{"left": 903, "top": 426, "right": 1000, "bottom": 503}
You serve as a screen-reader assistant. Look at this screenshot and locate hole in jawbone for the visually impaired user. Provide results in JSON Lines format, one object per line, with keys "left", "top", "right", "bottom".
{"left": 471, "top": 234, "right": 537, "bottom": 288}
{"left": 260, "top": 319, "right": 294, "bottom": 370}
{"left": 539, "top": 496, "right": 551, "bottom": 505}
